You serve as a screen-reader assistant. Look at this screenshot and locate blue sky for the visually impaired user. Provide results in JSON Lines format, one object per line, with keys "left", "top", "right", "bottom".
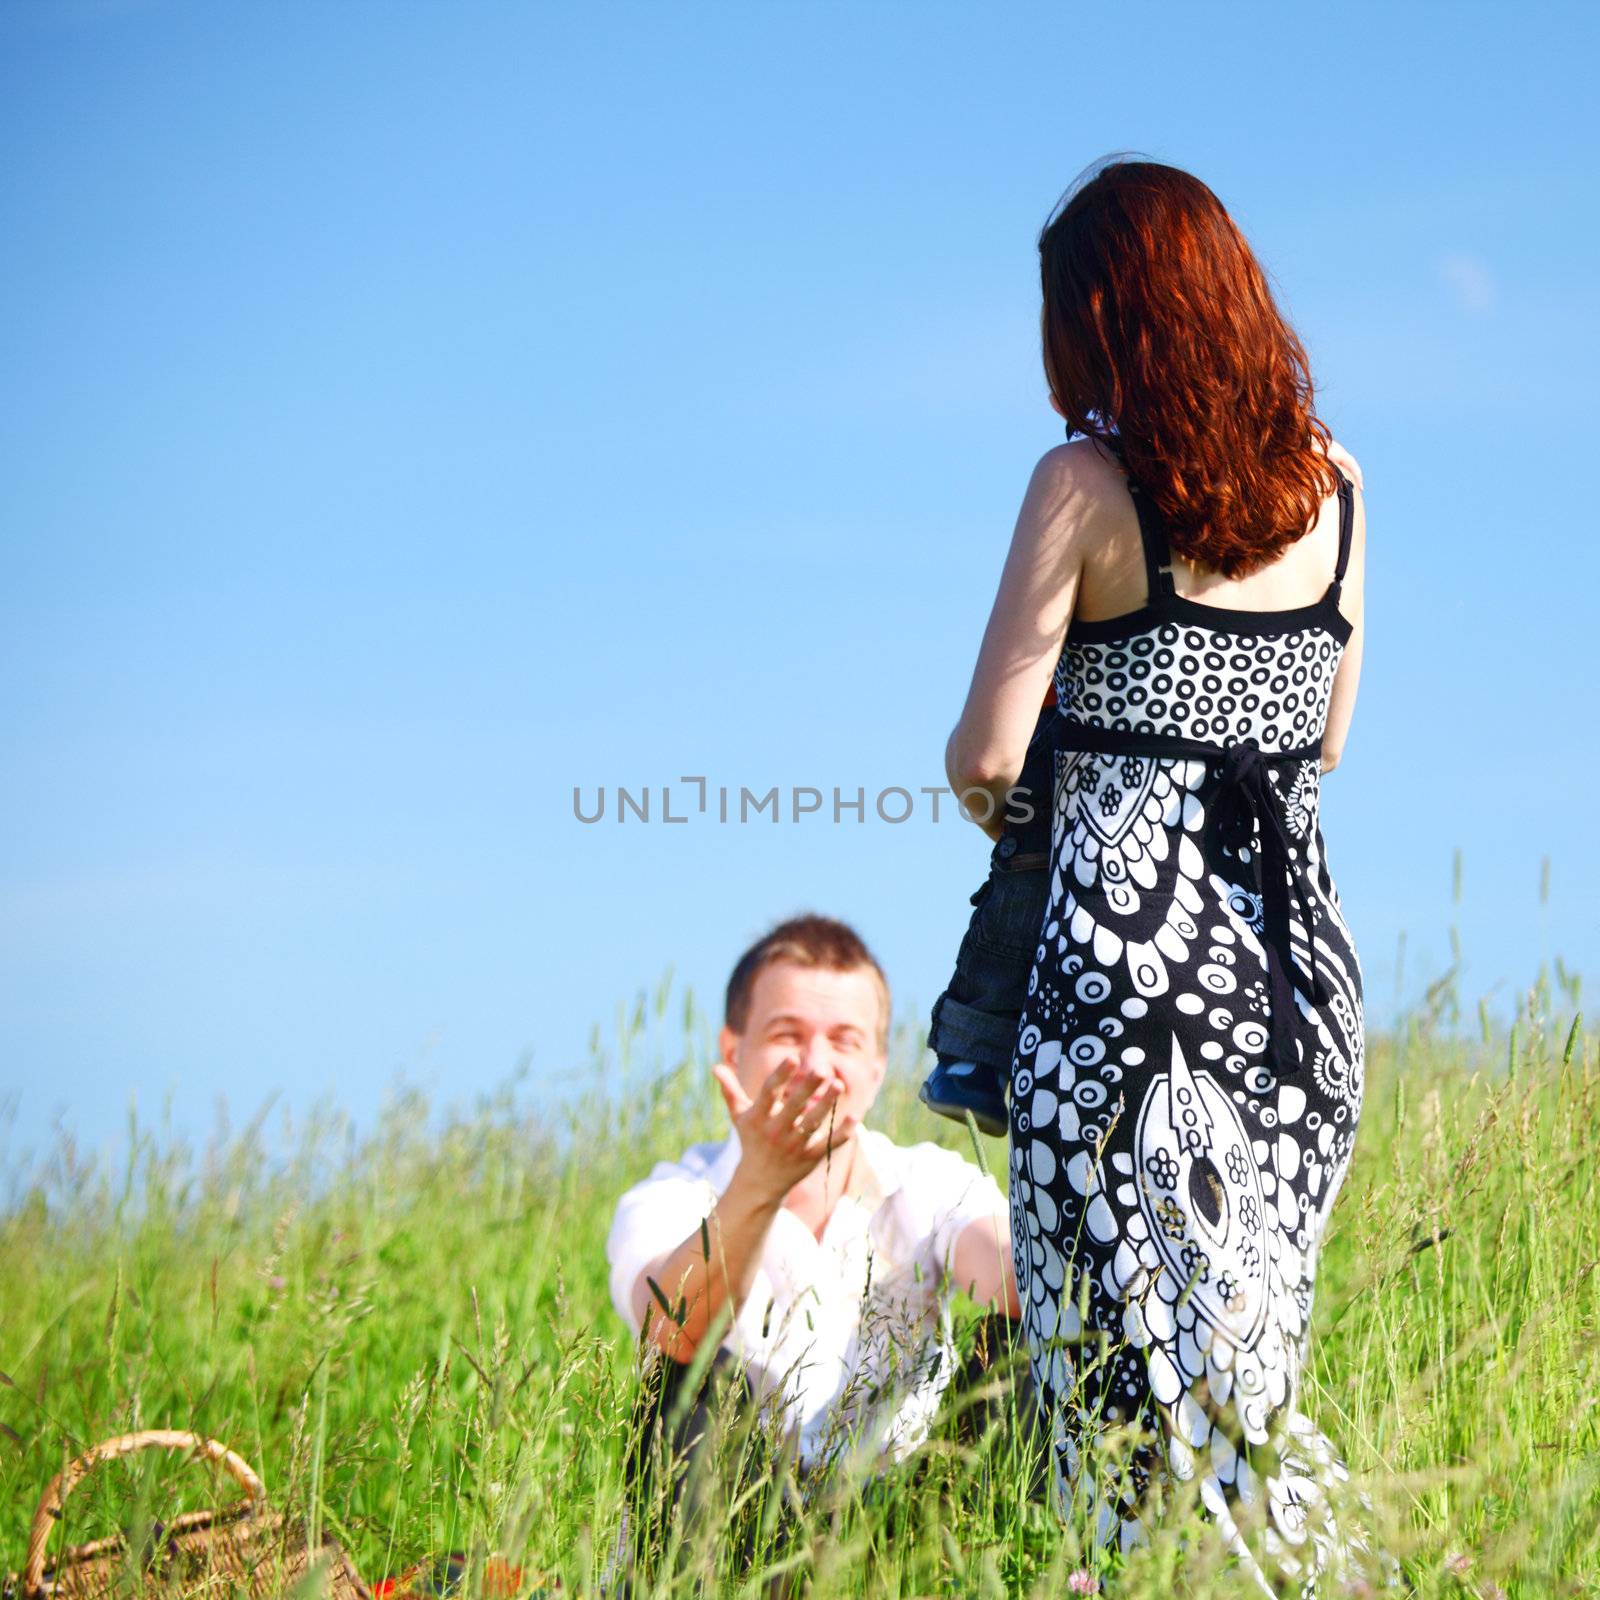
{"left": 3, "top": 0, "right": 1596, "bottom": 1169}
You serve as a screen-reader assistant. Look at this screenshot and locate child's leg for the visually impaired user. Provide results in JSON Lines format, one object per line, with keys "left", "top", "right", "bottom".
{"left": 923, "top": 853, "right": 1049, "bottom": 1134}
{"left": 923, "top": 709, "right": 1057, "bottom": 1136}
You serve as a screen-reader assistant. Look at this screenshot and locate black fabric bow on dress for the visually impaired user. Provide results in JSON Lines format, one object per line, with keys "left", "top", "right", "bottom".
{"left": 1053, "top": 718, "right": 1330, "bottom": 1079}
{"left": 1203, "top": 742, "right": 1331, "bottom": 1078}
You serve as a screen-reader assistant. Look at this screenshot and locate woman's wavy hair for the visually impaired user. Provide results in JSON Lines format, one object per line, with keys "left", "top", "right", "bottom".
{"left": 1040, "top": 154, "right": 1339, "bottom": 577}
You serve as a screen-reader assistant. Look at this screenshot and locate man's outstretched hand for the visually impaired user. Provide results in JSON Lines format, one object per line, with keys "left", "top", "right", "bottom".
{"left": 711, "top": 1058, "right": 859, "bottom": 1203}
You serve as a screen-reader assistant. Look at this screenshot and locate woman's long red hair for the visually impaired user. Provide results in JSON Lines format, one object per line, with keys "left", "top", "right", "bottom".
{"left": 1040, "top": 156, "right": 1339, "bottom": 577}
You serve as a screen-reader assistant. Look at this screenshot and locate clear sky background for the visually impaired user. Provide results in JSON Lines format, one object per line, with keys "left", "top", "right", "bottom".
{"left": 4, "top": 0, "right": 1597, "bottom": 1171}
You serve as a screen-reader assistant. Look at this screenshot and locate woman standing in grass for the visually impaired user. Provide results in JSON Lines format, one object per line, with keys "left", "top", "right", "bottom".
{"left": 945, "top": 155, "right": 1389, "bottom": 1594}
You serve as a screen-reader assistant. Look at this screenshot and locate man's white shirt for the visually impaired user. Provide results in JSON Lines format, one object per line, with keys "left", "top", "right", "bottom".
{"left": 606, "top": 1125, "right": 1009, "bottom": 1470}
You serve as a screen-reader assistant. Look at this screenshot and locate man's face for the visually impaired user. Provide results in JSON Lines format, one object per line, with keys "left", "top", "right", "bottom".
{"left": 719, "top": 961, "right": 888, "bottom": 1127}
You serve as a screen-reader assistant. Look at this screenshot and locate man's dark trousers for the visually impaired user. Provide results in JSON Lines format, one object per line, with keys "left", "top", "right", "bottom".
{"left": 618, "top": 1312, "right": 1051, "bottom": 1587}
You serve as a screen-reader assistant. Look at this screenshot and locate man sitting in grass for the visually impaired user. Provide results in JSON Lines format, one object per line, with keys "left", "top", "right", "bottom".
{"left": 605, "top": 912, "right": 1038, "bottom": 1581}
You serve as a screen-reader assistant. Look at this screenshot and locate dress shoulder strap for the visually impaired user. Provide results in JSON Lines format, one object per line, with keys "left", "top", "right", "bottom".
{"left": 1095, "top": 432, "right": 1175, "bottom": 602}
{"left": 1103, "top": 433, "right": 1354, "bottom": 604}
{"left": 1331, "top": 465, "right": 1355, "bottom": 591}
{"left": 1127, "top": 475, "right": 1177, "bottom": 602}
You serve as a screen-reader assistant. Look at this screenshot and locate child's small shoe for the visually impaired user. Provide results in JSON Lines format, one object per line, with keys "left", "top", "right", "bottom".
{"left": 919, "top": 1058, "right": 1009, "bottom": 1138}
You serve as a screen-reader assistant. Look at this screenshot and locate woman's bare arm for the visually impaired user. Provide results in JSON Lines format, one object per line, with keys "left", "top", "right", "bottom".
{"left": 945, "top": 446, "right": 1095, "bottom": 832}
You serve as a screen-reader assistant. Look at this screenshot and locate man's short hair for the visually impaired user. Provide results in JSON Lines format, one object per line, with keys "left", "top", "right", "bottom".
{"left": 724, "top": 913, "right": 891, "bottom": 1054}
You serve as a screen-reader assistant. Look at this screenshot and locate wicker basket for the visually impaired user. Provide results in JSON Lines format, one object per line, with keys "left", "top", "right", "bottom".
{"left": 4, "top": 1429, "right": 368, "bottom": 1600}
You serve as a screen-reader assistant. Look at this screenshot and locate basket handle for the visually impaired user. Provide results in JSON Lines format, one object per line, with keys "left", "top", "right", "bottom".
{"left": 24, "top": 1429, "right": 266, "bottom": 1596}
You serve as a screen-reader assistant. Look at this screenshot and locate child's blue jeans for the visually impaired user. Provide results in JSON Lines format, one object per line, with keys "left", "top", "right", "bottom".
{"left": 926, "top": 707, "right": 1056, "bottom": 1077}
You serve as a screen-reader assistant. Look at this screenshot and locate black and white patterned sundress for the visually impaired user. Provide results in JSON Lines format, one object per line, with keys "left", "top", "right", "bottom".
{"left": 1008, "top": 455, "right": 1383, "bottom": 1595}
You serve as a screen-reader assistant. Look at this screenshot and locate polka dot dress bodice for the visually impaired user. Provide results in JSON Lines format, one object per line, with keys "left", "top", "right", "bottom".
{"left": 1053, "top": 616, "right": 1346, "bottom": 753}
{"left": 1009, "top": 456, "right": 1395, "bottom": 1594}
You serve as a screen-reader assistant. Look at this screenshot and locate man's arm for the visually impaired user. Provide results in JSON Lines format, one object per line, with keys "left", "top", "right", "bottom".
{"left": 628, "top": 1164, "right": 785, "bottom": 1363}
{"left": 950, "top": 1212, "right": 1021, "bottom": 1318}
{"left": 630, "top": 1058, "right": 859, "bottom": 1364}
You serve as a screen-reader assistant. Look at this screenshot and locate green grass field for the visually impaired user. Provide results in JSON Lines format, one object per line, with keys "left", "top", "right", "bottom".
{"left": 3, "top": 961, "right": 1597, "bottom": 1599}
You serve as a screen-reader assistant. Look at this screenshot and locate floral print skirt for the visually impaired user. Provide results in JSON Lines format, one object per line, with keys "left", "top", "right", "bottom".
{"left": 1007, "top": 745, "right": 1388, "bottom": 1595}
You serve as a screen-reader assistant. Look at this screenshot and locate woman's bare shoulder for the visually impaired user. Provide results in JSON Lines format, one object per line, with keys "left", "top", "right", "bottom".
{"left": 1319, "top": 434, "right": 1365, "bottom": 492}
{"left": 1024, "top": 434, "right": 1130, "bottom": 515}
{"left": 1032, "top": 432, "right": 1128, "bottom": 480}
{"left": 1010, "top": 437, "right": 1132, "bottom": 566}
